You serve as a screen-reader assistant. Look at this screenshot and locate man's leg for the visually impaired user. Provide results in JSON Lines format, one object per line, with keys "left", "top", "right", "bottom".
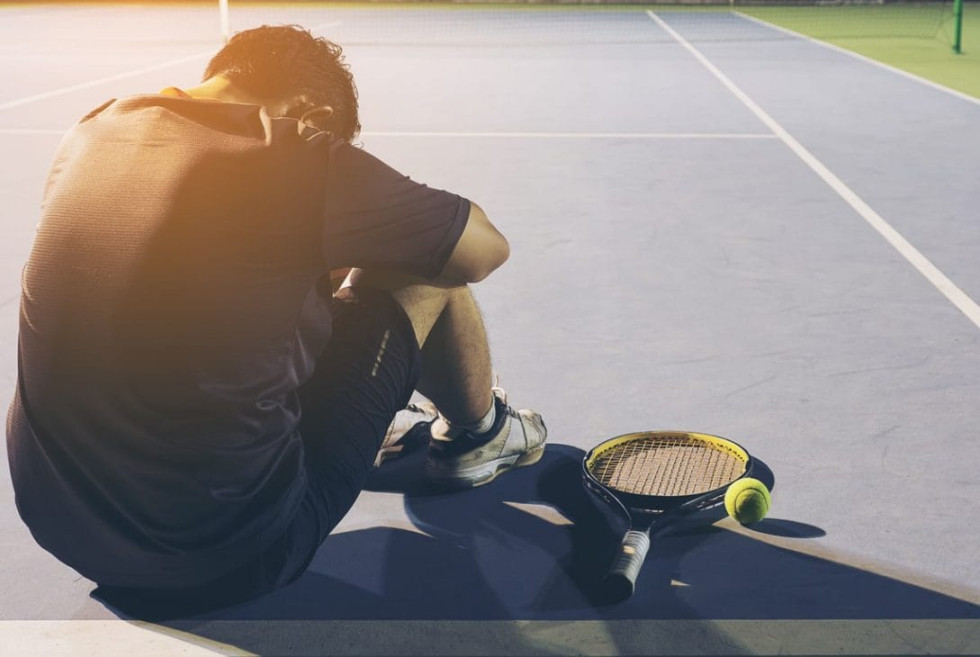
{"left": 97, "top": 275, "right": 518, "bottom": 616}
{"left": 346, "top": 269, "right": 547, "bottom": 488}
{"left": 346, "top": 269, "right": 494, "bottom": 426}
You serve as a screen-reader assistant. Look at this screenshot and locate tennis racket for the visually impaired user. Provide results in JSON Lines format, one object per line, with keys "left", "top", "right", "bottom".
{"left": 582, "top": 430, "right": 755, "bottom": 601}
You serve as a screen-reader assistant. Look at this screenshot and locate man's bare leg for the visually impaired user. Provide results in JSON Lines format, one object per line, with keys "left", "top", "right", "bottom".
{"left": 344, "top": 269, "right": 493, "bottom": 426}
{"left": 345, "top": 268, "right": 547, "bottom": 486}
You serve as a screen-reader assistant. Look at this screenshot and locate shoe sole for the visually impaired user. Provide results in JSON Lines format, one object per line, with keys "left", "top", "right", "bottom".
{"left": 427, "top": 445, "right": 546, "bottom": 489}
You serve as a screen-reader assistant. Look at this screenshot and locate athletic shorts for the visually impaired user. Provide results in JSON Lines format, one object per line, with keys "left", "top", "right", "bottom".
{"left": 95, "top": 286, "right": 422, "bottom": 618}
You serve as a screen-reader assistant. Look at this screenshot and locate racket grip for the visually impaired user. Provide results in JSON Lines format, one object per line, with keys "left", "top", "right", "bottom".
{"left": 606, "top": 530, "right": 651, "bottom": 600}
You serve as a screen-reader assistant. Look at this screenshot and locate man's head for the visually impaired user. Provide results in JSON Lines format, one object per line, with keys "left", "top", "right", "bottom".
{"left": 203, "top": 25, "right": 360, "bottom": 141}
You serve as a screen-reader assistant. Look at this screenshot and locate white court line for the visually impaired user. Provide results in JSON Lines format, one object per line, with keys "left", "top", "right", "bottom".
{"left": 0, "top": 51, "right": 216, "bottom": 113}
{"left": 0, "top": 128, "right": 775, "bottom": 140}
{"left": 0, "top": 621, "right": 245, "bottom": 656}
{"left": 363, "top": 131, "right": 776, "bottom": 139}
{"left": 734, "top": 11, "right": 980, "bottom": 108}
{"left": 3, "top": 619, "right": 980, "bottom": 656}
{"left": 646, "top": 10, "right": 980, "bottom": 332}
{"left": 0, "top": 20, "right": 342, "bottom": 114}
{"left": 0, "top": 7, "right": 99, "bottom": 23}
{"left": 0, "top": 129, "right": 67, "bottom": 136}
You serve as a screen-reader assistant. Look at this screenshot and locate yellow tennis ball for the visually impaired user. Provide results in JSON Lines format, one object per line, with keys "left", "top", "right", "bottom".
{"left": 725, "top": 478, "right": 771, "bottom": 525}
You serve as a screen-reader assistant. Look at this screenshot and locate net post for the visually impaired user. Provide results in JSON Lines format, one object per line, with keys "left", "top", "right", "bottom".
{"left": 953, "top": 0, "right": 964, "bottom": 54}
{"left": 219, "top": 0, "right": 231, "bottom": 44}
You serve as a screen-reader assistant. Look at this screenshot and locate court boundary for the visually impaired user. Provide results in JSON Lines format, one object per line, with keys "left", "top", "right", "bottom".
{"left": 0, "top": 128, "right": 778, "bottom": 139}
{"left": 646, "top": 9, "right": 980, "bottom": 333}
{"left": 2, "top": 619, "right": 979, "bottom": 656}
{"left": 0, "top": 18, "right": 339, "bottom": 114}
{"left": 734, "top": 11, "right": 980, "bottom": 107}
{"left": 0, "top": 51, "right": 217, "bottom": 113}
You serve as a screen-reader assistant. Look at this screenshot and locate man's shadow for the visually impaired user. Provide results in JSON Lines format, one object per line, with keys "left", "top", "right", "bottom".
{"left": 102, "top": 443, "right": 980, "bottom": 630}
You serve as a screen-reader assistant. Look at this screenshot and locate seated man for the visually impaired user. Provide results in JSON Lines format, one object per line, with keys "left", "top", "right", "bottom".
{"left": 6, "top": 24, "right": 546, "bottom": 615}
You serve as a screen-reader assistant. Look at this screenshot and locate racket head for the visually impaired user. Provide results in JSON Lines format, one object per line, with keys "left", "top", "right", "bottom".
{"left": 582, "top": 430, "right": 754, "bottom": 516}
{"left": 582, "top": 430, "right": 755, "bottom": 603}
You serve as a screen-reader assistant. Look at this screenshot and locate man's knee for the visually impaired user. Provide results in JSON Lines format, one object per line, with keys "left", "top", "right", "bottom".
{"left": 343, "top": 268, "right": 468, "bottom": 348}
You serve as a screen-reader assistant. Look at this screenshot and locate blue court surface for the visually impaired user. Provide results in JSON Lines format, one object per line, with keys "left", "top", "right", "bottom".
{"left": 1, "top": 3, "right": 979, "bottom": 655}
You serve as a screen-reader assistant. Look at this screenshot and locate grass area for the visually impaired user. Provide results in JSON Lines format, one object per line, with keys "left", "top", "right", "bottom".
{"left": 738, "top": 4, "right": 980, "bottom": 99}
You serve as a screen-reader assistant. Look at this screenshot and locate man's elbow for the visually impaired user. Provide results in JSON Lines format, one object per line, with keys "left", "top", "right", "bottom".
{"left": 467, "top": 234, "right": 509, "bottom": 283}
{"left": 440, "top": 201, "right": 510, "bottom": 283}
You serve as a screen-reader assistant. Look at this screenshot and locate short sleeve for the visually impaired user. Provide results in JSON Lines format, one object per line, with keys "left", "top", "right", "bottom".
{"left": 321, "top": 142, "right": 470, "bottom": 279}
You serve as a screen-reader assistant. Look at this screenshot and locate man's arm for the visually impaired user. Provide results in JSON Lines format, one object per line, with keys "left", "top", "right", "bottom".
{"left": 438, "top": 202, "right": 509, "bottom": 284}
{"left": 331, "top": 201, "right": 507, "bottom": 293}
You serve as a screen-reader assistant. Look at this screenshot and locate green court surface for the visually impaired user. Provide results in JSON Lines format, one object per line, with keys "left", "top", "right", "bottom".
{"left": 739, "top": 4, "right": 980, "bottom": 99}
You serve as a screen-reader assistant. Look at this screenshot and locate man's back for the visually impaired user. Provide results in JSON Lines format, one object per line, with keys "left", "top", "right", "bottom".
{"left": 5, "top": 26, "right": 546, "bottom": 616}
{"left": 8, "top": 94, "right": 459, "bottom": 587}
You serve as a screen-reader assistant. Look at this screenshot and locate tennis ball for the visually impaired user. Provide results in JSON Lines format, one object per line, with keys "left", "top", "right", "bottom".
{"left": 724, "top": 478, "right": 771, "bottom": 525}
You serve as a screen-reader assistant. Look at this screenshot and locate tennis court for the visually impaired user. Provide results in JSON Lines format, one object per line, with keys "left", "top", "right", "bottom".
{"left": 1, "top": 2, "right": 979, "bottom": 655}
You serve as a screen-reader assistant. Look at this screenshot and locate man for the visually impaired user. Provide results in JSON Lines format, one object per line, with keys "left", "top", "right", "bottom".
{"left": 6, "top": 25, "right": 546, "bottom": 614}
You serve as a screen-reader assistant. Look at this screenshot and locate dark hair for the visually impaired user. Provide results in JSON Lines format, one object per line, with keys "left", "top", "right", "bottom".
{"left": 204, "top": 25, "right": 360, "bottom": 141}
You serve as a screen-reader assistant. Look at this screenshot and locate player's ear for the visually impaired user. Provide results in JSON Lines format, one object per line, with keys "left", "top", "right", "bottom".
{"left": 298, "top": 106, "right": 334, "bottom": 130}
{"left": 282, "top": 95, "right": 335, "bottom": 132}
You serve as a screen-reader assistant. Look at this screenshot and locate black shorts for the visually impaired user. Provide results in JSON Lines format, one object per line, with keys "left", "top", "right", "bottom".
{"left": 95, "top": 286, "right": 421, "bottom": 618}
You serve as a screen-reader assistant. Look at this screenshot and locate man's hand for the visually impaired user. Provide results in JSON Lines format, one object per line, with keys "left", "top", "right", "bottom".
{"left": 329, "top": 267, "right": 353, "bottom": 293}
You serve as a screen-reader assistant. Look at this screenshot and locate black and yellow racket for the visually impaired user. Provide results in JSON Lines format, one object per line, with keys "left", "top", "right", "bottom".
{"left": 582, "top": 430, "right": 755, "bottom": 601}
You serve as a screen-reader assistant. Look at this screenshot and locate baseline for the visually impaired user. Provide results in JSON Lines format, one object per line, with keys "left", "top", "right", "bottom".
{"left": 2, "top": 619, "right": 979, "bottom": 656}
{"left": 0, "top": 128, "right": 776, "bottom": 139}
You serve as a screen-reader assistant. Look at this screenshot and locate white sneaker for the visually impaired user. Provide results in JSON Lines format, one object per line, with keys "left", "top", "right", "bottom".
{"left": 425, "top": 388, "right": 547, "bottom": 488}
{"left": 374, "top": 401, "right": 438, "bottom": 468}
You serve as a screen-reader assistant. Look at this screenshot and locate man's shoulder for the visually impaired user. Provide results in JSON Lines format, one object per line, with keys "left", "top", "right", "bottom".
{"left": 74, "top": 94, "right": 283, "bottom": 149}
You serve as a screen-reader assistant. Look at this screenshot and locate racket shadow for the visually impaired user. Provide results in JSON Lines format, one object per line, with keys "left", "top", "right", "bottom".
{"left": 109, "top": 444, "right": 980, "bottom": 633}
{"left": 364, "top": 443, "right": 803, "bottom": 613}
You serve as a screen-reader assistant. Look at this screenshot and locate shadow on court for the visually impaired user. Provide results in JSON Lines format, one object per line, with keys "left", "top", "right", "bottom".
{"left": 97, "top": 444, "right": 980, "bottom": 652}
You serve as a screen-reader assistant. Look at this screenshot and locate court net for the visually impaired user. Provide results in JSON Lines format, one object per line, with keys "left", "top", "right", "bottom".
{"left": 217, "top": 1, "right": 962, "bottom": 48}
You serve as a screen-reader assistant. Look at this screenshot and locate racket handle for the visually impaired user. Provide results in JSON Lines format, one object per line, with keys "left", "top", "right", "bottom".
{"left": 606, "top": 530, "right": 651, "bottom": 601}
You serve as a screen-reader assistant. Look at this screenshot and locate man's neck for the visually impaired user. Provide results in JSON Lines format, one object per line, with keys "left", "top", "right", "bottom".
{"left": 183, "top": 75, "right": 263, "bottom": 106}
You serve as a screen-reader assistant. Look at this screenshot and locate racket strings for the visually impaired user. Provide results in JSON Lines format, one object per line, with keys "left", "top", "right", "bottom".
{"left": 591, "top": 434, "right": 745, "bottom": 496}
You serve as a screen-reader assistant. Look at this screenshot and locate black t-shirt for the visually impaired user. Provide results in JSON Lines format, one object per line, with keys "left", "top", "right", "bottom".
{"left": 5, "top": 95, "right": 469, "bottom": 587}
